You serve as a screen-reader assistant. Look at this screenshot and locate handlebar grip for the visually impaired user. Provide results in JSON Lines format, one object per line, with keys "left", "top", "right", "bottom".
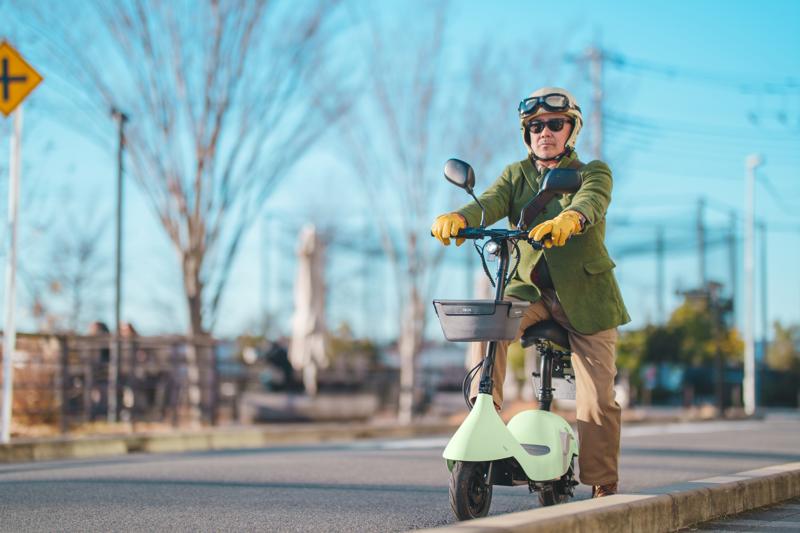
{"left": 430, "top": 229, "right": 479, "bottom": 239}
{"left": 456, "top": 228, "right": 484, "bottom": 239}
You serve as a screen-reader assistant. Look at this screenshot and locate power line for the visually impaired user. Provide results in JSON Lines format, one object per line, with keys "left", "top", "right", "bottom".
{"left": 606, "top": 111, "right": 800, "bottom": 142}
{"left": 604, "top": 52, "right": 800, "bottom": 95}
{"left": 759, "top": 173, "right": 800, "bottom": 216}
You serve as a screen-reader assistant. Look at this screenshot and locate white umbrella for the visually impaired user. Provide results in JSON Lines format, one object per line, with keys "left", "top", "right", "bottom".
{"left": 289, "top": 224, "right": 328, "bottom": 396}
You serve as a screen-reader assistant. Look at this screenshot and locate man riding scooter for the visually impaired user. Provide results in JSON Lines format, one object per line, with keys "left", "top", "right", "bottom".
{"left": 431, "top": 87, "right": 630, "bottom": 498}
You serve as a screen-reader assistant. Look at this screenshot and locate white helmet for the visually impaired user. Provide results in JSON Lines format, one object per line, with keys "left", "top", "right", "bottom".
{"left": 518, "top": 87, "right": 583, "bottom": 160}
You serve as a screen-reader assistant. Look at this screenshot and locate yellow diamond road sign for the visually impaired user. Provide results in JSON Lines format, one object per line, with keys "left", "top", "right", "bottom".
{"left": 0, "top": 41, "right": 43, "bottom": 117}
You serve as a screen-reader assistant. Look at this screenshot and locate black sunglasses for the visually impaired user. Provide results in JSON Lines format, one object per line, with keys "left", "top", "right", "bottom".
{"left": 527, "top": 117, "right": 573, "bottom": 134}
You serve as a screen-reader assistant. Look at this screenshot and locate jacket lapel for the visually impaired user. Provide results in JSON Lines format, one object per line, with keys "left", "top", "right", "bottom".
{"left": 520, "top": 157, "right": 540, "bottom": 194}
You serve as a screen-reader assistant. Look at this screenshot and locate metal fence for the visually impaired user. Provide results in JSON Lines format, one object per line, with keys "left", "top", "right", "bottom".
{"left": 0, "top": 332, "right": 420, "bottom": 437}
{"left": 2, "top": 332, "right": 223, "bottom": 435}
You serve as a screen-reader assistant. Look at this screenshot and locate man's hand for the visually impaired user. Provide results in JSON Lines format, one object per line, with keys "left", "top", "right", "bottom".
{"left": 530, "top": 210, "right": 583, "bottom": 248}
{"left": 431, "top": 213, "right": 467, "bottom": 246}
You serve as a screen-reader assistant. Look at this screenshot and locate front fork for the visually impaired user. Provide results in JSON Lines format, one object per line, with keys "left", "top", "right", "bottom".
{"left": 477, "top": 239, "right": 511, "bottom": 398}
{"left": 477, "top": 341, "right": 498, "bottom": 396}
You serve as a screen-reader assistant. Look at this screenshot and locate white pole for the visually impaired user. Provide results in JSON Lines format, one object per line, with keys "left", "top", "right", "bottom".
{"left": 743, "top": 154, "right": 762, "bottom": 416}
{"left": 2, "top": 105, "right": 23, "bottom": 443}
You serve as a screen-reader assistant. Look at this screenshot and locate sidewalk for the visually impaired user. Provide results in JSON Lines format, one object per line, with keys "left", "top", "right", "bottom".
{"left": 683, "top": 496, "right": 800, "bottom": 531}
{"left": 0, "top": 404, "right": 756, "bottom": 465}
{"left": 0, "top": 419, "right": 456, "bottom": 463}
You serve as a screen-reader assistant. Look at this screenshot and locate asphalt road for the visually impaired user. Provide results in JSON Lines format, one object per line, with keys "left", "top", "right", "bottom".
{"left": 1, "top": 411, "right": 798, "bottom": 532}
{"left": 685, "top": 496, "right": 800, "bottom": 532}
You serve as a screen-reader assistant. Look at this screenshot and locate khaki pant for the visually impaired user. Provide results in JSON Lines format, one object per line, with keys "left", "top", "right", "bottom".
{"left": 469, "top": 289, "right": 621, "bottom": 486}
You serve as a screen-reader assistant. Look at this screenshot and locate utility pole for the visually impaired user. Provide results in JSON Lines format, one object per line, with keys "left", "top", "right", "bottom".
{"left": 108, "top": 108, "right": 128, "bottom": 423}
{"left": 728, "top": 210, "right": 737, "bottom": 318}
{"left": 566, "top": 45, "right": 605, "bottom": 160}
{"left": 697, "top": 198, "right": 706, "bottom": 288}
{"left": 270, "top": 218, "right": 278, "bottom": 326}
{"left": 587, "top": 46, "right": 604, "bottom": 160}
{"left": 260, "top": 212, "right": 267, "bottom": 323}
{"left": 656, "top": 226, "right": 665, "bottom": 323}
{"left": 743, "top": 154, "right": 762, "bottom": 416}
{"left": 708, "top": 282, "right": 727, "bottom": 417}
{"left": 759, "top": 221, "right": 768, "bottom": 367}
{"left": 362, "top": 223, "right": 371, "bottom": 339}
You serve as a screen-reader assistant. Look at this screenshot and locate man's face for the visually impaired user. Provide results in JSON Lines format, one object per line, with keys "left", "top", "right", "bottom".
{"left": 527, "top": 112, "right": 573, "bottom": 160}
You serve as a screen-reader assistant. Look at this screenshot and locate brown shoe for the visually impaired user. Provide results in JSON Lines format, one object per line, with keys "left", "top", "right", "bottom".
{"left": 591, "top": 483, "right": 618, "bottom": 498}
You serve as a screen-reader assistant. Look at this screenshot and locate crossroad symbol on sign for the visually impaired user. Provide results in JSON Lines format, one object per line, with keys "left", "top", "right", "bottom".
{"left": 0, "top": 41, "right": 43, "bottom": 117}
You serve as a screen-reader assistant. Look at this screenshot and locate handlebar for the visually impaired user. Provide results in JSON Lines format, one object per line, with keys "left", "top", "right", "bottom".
{"left": 430, "top": 227, "right": 545, "bottom": 250}
{"left": 462, "top": 227, "right": 546, "bottom": 250}
{"left": 457, "top": 227, "right": 526, "bottom": 240}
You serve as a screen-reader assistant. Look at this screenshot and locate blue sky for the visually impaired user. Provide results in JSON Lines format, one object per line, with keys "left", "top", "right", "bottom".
{"left": 1, "top": 0, "right": 799, "bottom": 341}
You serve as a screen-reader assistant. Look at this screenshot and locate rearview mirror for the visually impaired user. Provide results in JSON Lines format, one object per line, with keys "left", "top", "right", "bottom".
{"left": 443, "top": 158, "right": 475, "bottom": 193}
{"left": 540, "top": 168, "right": 582, "bottom": 194}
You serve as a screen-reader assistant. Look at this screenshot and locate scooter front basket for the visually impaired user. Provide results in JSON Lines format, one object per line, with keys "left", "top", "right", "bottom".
{"left": 433, "top": 299, "right": 529, "bottom": 342}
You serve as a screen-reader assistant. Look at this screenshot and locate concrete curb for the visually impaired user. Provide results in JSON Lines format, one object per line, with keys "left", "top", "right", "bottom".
{"left": 417, "top": 462, "right": 800, "bottom": 532}
{"left": 0, "top": 421, "right": 458, "bottom": 464}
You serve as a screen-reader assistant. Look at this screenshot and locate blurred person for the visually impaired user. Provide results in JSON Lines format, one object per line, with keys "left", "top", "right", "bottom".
{"left": 120, "top": 321, "right": 139, "bottom": 338}
{"left": 120, "top": 321, "right": 144, "bottom": 421}
{"left": 87, "top": 320, "right": 110, "bottom": 336}
{"left": 86, "top": 320, "right": 111, "bottom": 418}
{"left": 430, "top": 87, "right": 629, "bottom": 497}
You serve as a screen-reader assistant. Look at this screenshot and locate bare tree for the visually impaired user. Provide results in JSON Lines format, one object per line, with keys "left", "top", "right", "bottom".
{"left": 0, "top": 126, "right": 60, "bottom": 333}
{"left": 28, "top": 208, "right": 110, "bottom": 333}
{"left": 337, "top": 4, "right": 520, "bottom": 422}
{"left": 11, "top": 0, "right": 351, "bottom": 423}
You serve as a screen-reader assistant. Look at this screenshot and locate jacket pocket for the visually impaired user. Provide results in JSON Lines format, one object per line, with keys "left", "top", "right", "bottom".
{"left": 583, "top": 256, "right": 616, "bottom": 275}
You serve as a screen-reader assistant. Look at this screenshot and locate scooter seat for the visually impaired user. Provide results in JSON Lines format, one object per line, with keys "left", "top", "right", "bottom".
{"left": 520, "top": 320, "right": 570, "bottom": 350}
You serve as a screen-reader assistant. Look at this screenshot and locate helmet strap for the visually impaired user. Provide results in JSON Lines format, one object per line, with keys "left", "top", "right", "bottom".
{"left": 530, "top": 145, "right": 573, "bottom": 163}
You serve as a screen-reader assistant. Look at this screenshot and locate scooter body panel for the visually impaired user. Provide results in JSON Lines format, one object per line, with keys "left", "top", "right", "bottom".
{"left": 443, "top": 395, "right": 578, "bottom": 482}
{"left": 506, "top": 409, "right": 578, "bottom": 481}
{"left": 443, "top": 394, "right": 526, "bottom": 468}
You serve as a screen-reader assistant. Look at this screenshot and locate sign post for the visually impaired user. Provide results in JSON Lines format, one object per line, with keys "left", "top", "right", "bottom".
{"left": 1, "top": 41, "right": 42, "bottom": 443}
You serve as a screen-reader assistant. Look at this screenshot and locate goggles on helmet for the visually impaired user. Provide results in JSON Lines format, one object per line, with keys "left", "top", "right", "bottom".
{"left": 518, "top": 93, "right": 580, "bottom": 117}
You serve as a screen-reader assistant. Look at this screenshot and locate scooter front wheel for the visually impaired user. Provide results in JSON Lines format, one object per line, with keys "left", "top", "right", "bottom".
{"left": 449, "top": 461, "right": 492, "bottom": 520}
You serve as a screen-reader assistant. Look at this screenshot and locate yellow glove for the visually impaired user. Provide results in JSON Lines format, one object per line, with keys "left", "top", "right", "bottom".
{"left": 529, "top": 210, "right": 583, "bottom": 248}
{"left": 431, "top": 213, "right": 467, "bottom": 246}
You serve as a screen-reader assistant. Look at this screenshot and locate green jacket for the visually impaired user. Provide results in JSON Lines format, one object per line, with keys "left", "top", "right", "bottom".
{"left": 456, "top": 151, "right": 630, "bottom": 334}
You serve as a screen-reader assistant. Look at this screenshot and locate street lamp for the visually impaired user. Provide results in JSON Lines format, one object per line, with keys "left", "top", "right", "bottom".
{"left": 744, "top": 154, "right": 762, "bottom": 416}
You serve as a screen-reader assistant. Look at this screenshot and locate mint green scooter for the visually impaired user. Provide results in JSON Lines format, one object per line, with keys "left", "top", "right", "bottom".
{"left": 433, "top": 159, "right": 582, "bottom": 520}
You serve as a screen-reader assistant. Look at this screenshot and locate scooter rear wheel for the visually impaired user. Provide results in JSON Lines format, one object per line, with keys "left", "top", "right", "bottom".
{"left": 537, "top": 481, "right": 569, "bottom": 506}
{"left": 537, "top": 461, "right": 576, "bottom": 507}
{"left": 449, "top": 461, "right": 492, "bottom": 520}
